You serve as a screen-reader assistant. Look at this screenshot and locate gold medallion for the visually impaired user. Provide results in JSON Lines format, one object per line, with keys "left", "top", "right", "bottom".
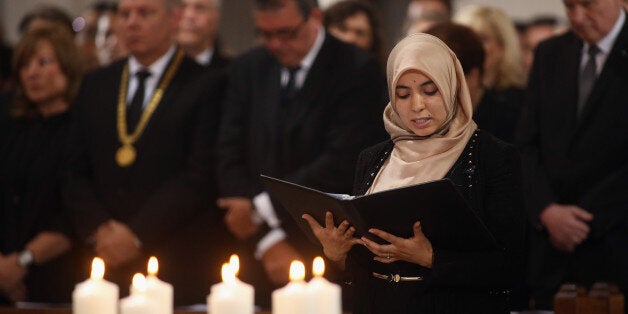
{"left": 116, "top": 144, "right": 136, "bottom": 167}
{"left": 115, "top": 50, "right": 184, "bottom": 168}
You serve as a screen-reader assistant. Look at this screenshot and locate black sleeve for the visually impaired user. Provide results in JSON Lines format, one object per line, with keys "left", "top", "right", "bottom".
{"left": 61, "top": 73, "right": 113, "bottom": 243}
{"left": 515, "top": 42, "right": 558, "bottom": 227}
{"left": 430, "top": 142, "right": 526, "bottom": 289}
{"left": 216, "top": 57, "right": 259, "bottom": 198}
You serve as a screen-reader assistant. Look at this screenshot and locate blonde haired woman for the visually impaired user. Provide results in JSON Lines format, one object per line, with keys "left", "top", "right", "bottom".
{"left": 453, "top": 5, "right": 526, "bottom": 143}
{"left": 453, "top": 5, "right": 525, "bottom": 91}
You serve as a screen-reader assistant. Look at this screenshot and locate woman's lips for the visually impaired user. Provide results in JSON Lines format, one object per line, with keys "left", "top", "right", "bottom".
{"left": 411, "top": 117, "right": 431, "bottom": 128}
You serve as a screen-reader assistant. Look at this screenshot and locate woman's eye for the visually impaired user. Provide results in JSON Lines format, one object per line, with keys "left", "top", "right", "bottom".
{"left": 424, "top": 89, "right": 438, "bottom": 96}
{"left": 38, "top": 58, "right": 51, "bottom": 66}
{"left": 396, "top": 93, "right": 410, "bottom": 99}
{"left": 422, "top": 84, "right": 438, "bottom": 96}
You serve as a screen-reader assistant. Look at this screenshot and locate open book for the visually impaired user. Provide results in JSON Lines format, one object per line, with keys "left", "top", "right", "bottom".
{"left": 260, "top": 175, "right": 497, "bottom": 250}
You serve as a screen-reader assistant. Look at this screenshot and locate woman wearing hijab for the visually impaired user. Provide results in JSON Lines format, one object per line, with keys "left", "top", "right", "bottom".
{"left": 303, "top": 33, "right": 525, "bottom": 313}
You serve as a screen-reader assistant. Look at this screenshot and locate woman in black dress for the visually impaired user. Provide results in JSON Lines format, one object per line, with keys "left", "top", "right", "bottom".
{"left": 303, "top": 33, "right": 525, "bottom": 313}
{"left": 0, "top": 25, "right": 82, "bottom": 304}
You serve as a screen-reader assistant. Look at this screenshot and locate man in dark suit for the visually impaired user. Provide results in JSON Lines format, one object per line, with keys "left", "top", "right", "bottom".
{"left": 217, "top": 0, "right": 384, "bottom": 306}
{"left": 62, "top": 0, "right": 229, "bottom": 304}
{"left": 518, "top": 0, "right": 628, "bottom": 310}
{"left": 178, "top": 0, "right": 230, "bottom": 71}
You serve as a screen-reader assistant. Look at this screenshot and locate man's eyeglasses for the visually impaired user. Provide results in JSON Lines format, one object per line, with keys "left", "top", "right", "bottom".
{"left": 256, "top": 18, "right": 308, "bottom": 42}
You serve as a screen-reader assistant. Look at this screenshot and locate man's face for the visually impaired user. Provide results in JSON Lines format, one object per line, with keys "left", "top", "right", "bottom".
{"left": 178, "top": 0, "right": 220, "bottom": 52}
{"left": 118, "top": 0, "right": 181, "bottom": 64}
{"left": 563, "top": 0, "right": 621, "bottom": 44}
{"left": 255, "top": 0, "right": 321, "bottom": 68}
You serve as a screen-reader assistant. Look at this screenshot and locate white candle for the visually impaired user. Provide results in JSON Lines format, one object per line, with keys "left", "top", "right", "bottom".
{"left": 72, "top": 257, "right": 119, "bottom": 314}
{"left": 130, "top": 257, "right": 173, "bottom": 314}
{"left": 120, "top": 273, "right": 158, "bottom": 314}
{"left": 308, "top": 257, "right": 341, "bottom": 314}
{"left": 207, "top": 255, "right": 254, "bottom": 314}
{"left": 272, "top": 261, "right": 316, "bottom": 314}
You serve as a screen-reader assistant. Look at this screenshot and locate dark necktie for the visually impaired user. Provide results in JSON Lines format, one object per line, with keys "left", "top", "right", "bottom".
{"left": 280, "top": 66, "right": 301, "bottom": 106}
{"left": 578, "top": 45, "right": 600, "bottom": 116}
{"left": 128, "top": 70, "right": 151, "bottom": 129}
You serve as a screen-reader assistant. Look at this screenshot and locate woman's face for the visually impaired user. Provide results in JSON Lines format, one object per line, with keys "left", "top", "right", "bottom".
{"left": 394, "top": 69, "right": 448, "bottom": 137}
{"left": 19, "top": 40, "right": 68, "bottom": 105}
{"left": 328, "top": 12, "right": 373, "bottom": 50}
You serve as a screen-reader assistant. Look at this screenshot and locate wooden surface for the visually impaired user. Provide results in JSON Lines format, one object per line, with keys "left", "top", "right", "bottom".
{"left": 0, "top": 308, "right": 215, "bottom": 314}
{"left": 0, "top": 308, "right": 282, "bottom": 314}
{"left": 0, "top": 307, "right": 262, "bottom": 314}
{"left": 0, "top": 306, "right": 550, "bottom": 314}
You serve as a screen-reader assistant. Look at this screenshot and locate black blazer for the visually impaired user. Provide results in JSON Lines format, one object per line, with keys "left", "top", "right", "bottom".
{"left": 218, "top": 34, "right": 386, "bottom": 251}
{"left": 62, "top": 51, "right": 229, "bottom": 304}
{"left": 518, "top": 16, "right": 628, "bottom": 308}
{"left": 348, "top": 130, "right": 526, "bottom": 314}
{"left": 0, "top": 111, "right": 80, "bottom": 303}
{"left": 206, "top": 47, "right": 231, "bottom": 73}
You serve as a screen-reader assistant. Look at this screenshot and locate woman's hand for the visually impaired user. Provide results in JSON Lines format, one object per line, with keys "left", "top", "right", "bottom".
{"left": 362, "top": 221, "right": 433, "bottom": 268}
{"left": 0, "top": 253, "right": 27, "bottom": 302}
{"left": 302, "top": 212, "right": 363, "bottom": 265}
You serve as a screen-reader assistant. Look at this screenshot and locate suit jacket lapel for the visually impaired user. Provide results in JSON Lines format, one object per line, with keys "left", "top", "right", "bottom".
{"left": 565, "top": 35, "right": 582, "bottom": 123}
{"left": 133, "top": 50, "right": 186, "bottom": 154}
{"left": 106, "top": 60, "right": 134, "bottom": 179}
{"left": 287, "top": 35, "right": 333, "bottom": 130}
{"left": 264, "top": 61, "right": 282, "bottom": 132}
{"left": 578, "top": 18, "right": 628, "bottom": 124}
{"left": 261, "top": 59, "right": 283, "bottom": 174}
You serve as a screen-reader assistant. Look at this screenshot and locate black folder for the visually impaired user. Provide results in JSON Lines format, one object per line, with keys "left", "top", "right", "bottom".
{"left": 260, "top": 175, "right": 498, "bottom": 250}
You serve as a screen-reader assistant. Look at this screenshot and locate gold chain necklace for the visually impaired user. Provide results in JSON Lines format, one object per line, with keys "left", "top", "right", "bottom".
{"left": 115, "top": 50, "right": 184, "bottom": 167}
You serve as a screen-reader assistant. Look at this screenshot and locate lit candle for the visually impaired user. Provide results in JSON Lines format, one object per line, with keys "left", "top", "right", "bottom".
{"left": 229, "top": 254, "right": 240, "bottom": 277}
{"left": 120, "top": 273, "right": 158, "bottom": 314}
{"left": 272, "top": 260, "right": 315, "bottom": 314}
{"left": 131, "top": 256, "right": 173, "bottom": 314}
{"left": 308, "top": 257, "right": 341, "bottom": 314}
{"left": 207, "top": 255, "right": 254, "bottom": 314}
{"left": 72, "top": 257, "right": 119, "bottom": 314}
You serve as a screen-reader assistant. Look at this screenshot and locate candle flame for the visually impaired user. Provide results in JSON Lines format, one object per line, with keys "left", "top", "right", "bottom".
{"left": 91, "top": 257, "right": 105, "bottom": 280}
{"left": 132, "top": 273, "right": 147, "bottom": 292}
{"left": 289, "top": 260, "right": 305, "bottom": 282}
{"left": 229, "top": 254, "right": 240, "bottom": 276}
{"left": 221, "top": 263, "right": 235, "bottom": 284}
{"left": 148, "top": 256, "right": 158, "bottom": 276}
{"left": 313, "top": 256, "right": 325, "bottom": 277}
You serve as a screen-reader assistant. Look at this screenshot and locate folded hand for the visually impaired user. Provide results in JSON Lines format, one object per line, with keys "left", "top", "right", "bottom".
{"left": 540, "top": 203, "right": 593, "bottom": 252}
{"left": 0, "top": 253, "right": 27, "bottom": 302}
{"left": 218, "top": 197, "right": 260, "bottom": 240}
{"left": 94, "top": 220, "right": 141, "bottom": 268}
{"left": 261, "top": 240, "right": 302, "bottom": 286}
